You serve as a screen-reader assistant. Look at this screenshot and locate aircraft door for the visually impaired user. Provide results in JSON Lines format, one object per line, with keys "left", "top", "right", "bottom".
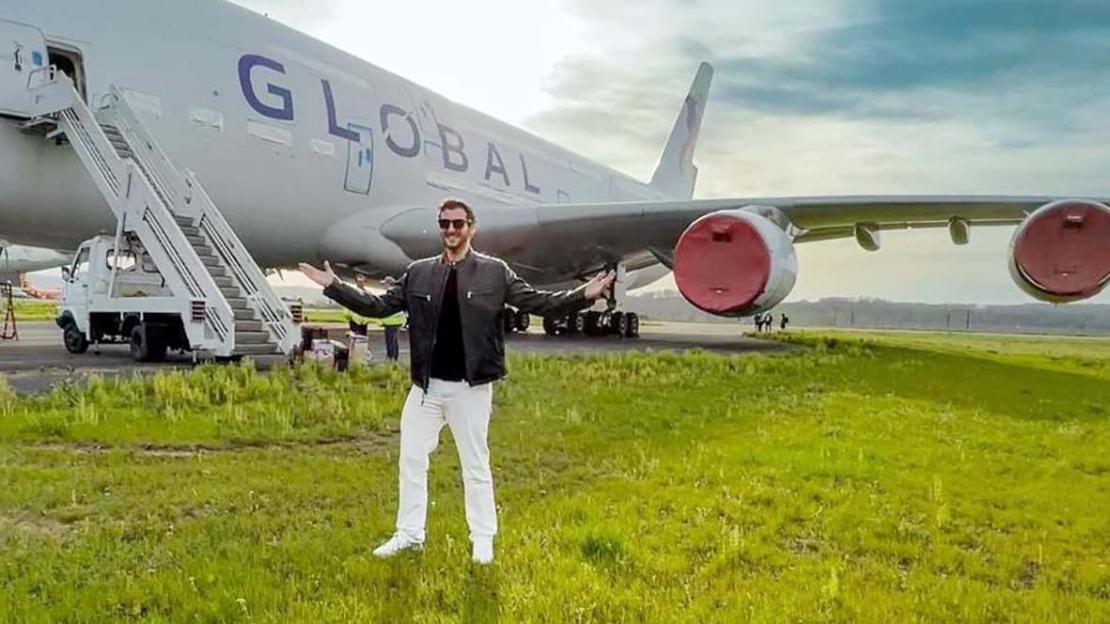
{"left": 0, "top": 20, "right": 47, "bottom": 118}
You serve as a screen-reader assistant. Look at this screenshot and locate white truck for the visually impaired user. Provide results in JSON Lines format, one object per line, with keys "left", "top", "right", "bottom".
{"left": 57, "top": 234, "right": 301, "bottom": 362}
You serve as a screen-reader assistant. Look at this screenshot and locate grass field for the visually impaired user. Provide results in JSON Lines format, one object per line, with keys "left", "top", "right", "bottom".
{"left": 5, "top": 300, "right": 59, "bottom": 322}
{"left": 1, "top": 332, "right": 1108, "bottom": 622}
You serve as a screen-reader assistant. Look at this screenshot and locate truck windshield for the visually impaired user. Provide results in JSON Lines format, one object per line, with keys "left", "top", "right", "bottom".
{"left": 69, "top": 248, "right": 90, "bottom": 279}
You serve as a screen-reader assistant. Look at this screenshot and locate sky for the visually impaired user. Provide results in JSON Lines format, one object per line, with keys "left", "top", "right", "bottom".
{"left": 230, "top": 1, "right": 1110, "bottom": 303}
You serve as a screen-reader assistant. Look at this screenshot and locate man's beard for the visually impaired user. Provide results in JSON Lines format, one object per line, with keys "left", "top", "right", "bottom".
{"left": 443, "top": 235, "right": 468, "bottom": 253}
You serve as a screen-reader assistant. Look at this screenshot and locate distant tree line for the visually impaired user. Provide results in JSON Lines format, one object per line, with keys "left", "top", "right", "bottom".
{"left": 624, "top": 291, "right": 1110, "bottom": 336}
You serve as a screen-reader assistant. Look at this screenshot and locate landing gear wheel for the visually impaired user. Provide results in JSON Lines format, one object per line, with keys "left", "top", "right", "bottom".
{"left": 615, "top": 312, "right": 629, "bottom": 338}
{"left": 514, "top": 310, "right": 531, "bottom": 332}
{"left": 626, "top": 312, "right": 640, "bottom": 338}
{"left": 542, "top": 316, "right": 558, "bottom": 336}
{"left": 572, "top": 312, "right": 585, "bottom": 334}
{"left": 129, "top": 323, "right": 167, "bottom": 362}
{"left": 584, "top": 311, "right": 601, "bottom": 336}
{"left": 63, "top": 324, "right": 89, "bottom": 354}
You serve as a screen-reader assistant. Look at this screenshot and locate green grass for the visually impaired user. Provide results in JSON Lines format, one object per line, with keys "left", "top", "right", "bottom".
{"left": 5, "top": 300, "right": 59, "bottom": 322}
{"left": 776, "top": 328, "right": 1110, "bottom": 381}
{"left": 1, "top": 333, "right": 1108, "bottom": 622}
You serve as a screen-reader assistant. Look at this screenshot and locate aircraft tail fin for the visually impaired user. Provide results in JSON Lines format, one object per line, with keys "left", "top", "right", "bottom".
{"left": 649, "top": 61, "right": 713, "bottom": 199}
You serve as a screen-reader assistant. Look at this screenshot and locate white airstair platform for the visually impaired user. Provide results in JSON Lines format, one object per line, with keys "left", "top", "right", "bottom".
{"left": 26, "top": 69, "right": 299, "bottom": 358}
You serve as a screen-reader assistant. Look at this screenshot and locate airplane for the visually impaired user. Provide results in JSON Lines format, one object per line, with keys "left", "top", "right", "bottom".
{"left": 1, "top": 0, "right": 1108, "bottom": 338}
{"left": 0, "top": 241, "right": 70, "bottom": 293}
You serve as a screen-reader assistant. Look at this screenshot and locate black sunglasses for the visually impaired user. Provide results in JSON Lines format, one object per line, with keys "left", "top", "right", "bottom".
{"left": 438, "top": 218, "right": 471, "bottom": 231}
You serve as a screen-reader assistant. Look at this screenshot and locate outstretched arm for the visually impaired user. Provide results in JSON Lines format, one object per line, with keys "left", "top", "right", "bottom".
{"left": 299, "top": 261, "right": 408, "bottom": 318}
{"left": 505, "top": 266, "right": 615, "bottom": 317}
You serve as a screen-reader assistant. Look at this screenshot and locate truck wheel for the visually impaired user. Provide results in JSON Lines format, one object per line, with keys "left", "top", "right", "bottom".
{"left": 63, "top": 324, "right": 89, "bottom": 354}
{"left": 130, "top": 324, "right": 167, "bottom": 362}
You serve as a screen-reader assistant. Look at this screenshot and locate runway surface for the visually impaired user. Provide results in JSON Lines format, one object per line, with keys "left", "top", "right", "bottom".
{"left": 0, "top": 321, "right": 792, "bottom": 393}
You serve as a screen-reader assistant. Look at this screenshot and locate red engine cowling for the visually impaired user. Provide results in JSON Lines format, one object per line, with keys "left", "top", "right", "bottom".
{"left": 673, "top": 209, "right": 798, "bottom": 317}
{"left": 1009, "top": 199, "right": 1110, "bottom": 303}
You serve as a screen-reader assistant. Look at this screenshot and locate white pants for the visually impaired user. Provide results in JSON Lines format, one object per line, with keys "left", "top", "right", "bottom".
{"left": 395, "top": 379, "right": 496, "bottom": 543}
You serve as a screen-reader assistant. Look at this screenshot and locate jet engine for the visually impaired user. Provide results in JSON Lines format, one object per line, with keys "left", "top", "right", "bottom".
{"left": 1009, "top": 199, "right": 1110, "bottom": 303}
{"left": 673, "top": 209, "right": 797, "bottom": 317}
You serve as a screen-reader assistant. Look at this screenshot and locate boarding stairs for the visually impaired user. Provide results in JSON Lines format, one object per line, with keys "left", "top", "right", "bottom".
{"left": 25, "top": 69, "right": 299, "bottom": 358}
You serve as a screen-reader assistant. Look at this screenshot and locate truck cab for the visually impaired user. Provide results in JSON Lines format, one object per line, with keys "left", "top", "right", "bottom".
{"left": 57, "top": 234, "right": 188, "bottom": 361}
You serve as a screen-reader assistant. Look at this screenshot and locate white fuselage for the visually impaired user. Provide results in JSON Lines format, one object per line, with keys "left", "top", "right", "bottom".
{"left": 0, "top": 0, "right": 667, "bottom": 283}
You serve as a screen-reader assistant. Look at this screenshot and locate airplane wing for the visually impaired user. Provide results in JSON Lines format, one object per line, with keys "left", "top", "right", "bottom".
{"left": 370, "top": 55, "right": 1106, "bottom": 307}
{"left": 380, "top": 194, "right": 1068, "bottom": 280}
{"left": 375, "top": 61, "right": 1110, "bottom": 311}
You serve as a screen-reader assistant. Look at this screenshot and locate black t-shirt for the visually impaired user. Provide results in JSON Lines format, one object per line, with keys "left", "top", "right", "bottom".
{"left": 430, "top": 267, "right": 467, "bottom": 381}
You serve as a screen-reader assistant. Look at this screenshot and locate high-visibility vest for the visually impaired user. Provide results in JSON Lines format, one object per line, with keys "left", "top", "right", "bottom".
{"left": 381, "top": 312, "right": 405, "bottom": 327}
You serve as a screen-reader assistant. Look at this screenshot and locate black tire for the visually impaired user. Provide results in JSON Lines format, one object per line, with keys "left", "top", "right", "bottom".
{"left": 129, "top": 323, "right": 167, "bottom": 363}
{"left": 584, "top": 311, "right": 600, "bottom": 336}
{"left": 627, "top": 313, "right": 640, "bottom": 338}
{"left": 571, "top": 312, "right": 585, "bottom": 334}
{"left": 129, "top": 325, "right": 148, "bottom": 362}
{"left": 542, "top": 316, "right": 558, "bottom": 336}
{"left": 514, "top": 310, "right": 531, "bottom": 332}
{"left": 615, "top": 312, "right": 629, "bottom": 338}
{"left": 63, "top": 324, "right": 89, "bottom": 354}
{"left": 149, "top": 330, "right": 168, "bottom": 361}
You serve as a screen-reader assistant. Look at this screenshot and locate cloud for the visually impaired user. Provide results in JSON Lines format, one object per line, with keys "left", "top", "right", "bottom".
{"left": 523, "top": 0, "right": 1110, "bottom": 302}
{"left": 527, "top": 0, "right": 1110, "bottom": 186}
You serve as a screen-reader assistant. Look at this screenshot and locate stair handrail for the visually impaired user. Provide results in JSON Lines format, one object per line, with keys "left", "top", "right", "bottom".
{"left": 28, "top": 74, "right": 236, "bottom": 352}
{"left": 187, "top": 174, "right": 296, "bottom": 347}
{"left": 97, "top": 87, "right": 193, "bottom": 217}
{"left": 100, "top": 87, "right": 297, "bottom": 350}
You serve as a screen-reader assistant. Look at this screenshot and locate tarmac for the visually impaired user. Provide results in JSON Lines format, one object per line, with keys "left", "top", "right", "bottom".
{"left": 0, "top": 321, "right": 793, "bottom": 393}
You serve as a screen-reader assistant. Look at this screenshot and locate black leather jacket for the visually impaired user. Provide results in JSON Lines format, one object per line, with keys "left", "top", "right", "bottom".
{"left": 323, "top": 250, "right": 591, "bottom": 389}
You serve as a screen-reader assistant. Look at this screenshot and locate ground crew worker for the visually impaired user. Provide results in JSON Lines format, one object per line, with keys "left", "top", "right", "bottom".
{"left": 381, "top": 311, "right": 405, "bottom": 362}
{"left": 300, "top": 198, "right": 614, "bottom": 564}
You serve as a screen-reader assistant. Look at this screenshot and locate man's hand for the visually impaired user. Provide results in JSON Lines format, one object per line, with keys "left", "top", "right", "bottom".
{"left": 584, "top": 271, "right": 616, "bottom": 301}
{"left": 299, "top": 261, "right": 338, "bottom": 288}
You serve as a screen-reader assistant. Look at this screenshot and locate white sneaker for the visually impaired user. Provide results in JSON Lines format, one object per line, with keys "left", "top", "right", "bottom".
{"left": 472, "top": 539, "right": 494, "bottom": 564}
{"left": 372, "top": 534, "right": 423, "bottom": 558}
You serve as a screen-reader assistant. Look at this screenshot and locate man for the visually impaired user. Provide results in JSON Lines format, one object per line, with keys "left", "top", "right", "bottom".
{"left": 299, "top": 198, "right": 614, "bottom": 564}
{"left": 381, "top": 310, "right": 404, "bottom": 362}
